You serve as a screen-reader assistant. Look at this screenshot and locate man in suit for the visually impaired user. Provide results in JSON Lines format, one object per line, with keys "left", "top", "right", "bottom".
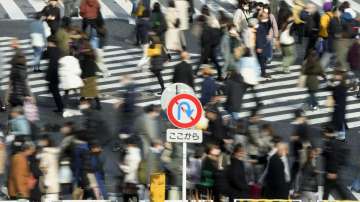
{"left": 172, "top": 51, "right": 194, "bottom": 88}
{"left": 264, "top": 142, "right": 291, "bottom": 199}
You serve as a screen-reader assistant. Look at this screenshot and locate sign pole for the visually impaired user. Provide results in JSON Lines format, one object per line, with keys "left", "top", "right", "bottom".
{"left": 182, "top": 142, "right": 187, "bottom": 202}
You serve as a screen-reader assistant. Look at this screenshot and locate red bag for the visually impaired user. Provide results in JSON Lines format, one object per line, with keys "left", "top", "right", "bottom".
{"left": 249, "top": 183, "right": 262, "bottom": 199}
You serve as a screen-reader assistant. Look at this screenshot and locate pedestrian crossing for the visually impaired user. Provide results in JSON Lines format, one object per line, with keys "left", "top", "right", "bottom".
{"left": 0, "top": 0, "right": 359, "bottom": 21}
{"left": 1, "top": 36, "right": 360, "bottom": 132}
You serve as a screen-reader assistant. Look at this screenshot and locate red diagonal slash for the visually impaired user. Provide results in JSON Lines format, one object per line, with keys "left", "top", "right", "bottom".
{"left": 175, "top": 100, "right": 194, "bottom": 121}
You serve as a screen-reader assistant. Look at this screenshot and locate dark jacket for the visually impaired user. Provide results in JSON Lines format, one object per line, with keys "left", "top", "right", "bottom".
{"left": 42, "top": 5, "right": 61, "bottom": 32}
{"left": 150, "top": 44, "right": 167, "bottom": 73}
{"left": 80, "top": 52, "right": 98, "bottom": 79}
{"left": 150, "top": 12, "right": 167, "bottom": 36}
{"left": 304, "top": 11, "right": 320, "bottom": 38}
{"left": 82, "top": 109, "right": 110, "bottom": 145}
{"left": 172, "top": 61, "right": 194, "bottom": 88}
{"left": 256, "top": 21, "right": 271, "bottom": 50}
{"left": 331, "top": 83, "right": 347, "bottom": 131}
{"left": 302, "top": 60, "right": 324, "bottom": 91}
{"left": 226, "top": 157, "right": 249, "bottom": 198}
{"left": 199, "top": 157, "right": 218, "bottom": 189}
{"left": 200, "top": 77, "right": 217, "bottom": 105}
{"left": 9, "top": 51, "right": 30, "bottom": 106}
{"left": 347, "top": 42, "right": 360, "bottom": 70}
{"left": 224, "top": 73, "right": 247, "bottom": 113}
{"left": 323, "top": 137, "right": 339, "bottom": 174}
{"left": 45, "top": 46, "right": 61, "bottom": 84}
{"left": 299, "top": 161, "right": 318, "bottom": 192}
{"left": 264, "top": 154, "right": 290, "bottom": 199}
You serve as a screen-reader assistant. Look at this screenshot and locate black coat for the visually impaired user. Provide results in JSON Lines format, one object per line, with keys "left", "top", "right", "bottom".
{"left": 9, "top": 60, "right": 30, "bottom": 106}
{"left": 80, "top": 53, "right": 98, "bottom": 79}
{"left": 224, "top": 73, "right": 247, "bottom": 113}
{"left": 42, "top": 5, "right": 61, "bottom": 32}
{"left": 226, "top": 158, "right": 249, "bottom": 198}
{"left": 172, "top": 61, "right": 194, "bottom": 88}
{"left": 323, "top": 137, "right": 339, "bottom": 174}
{"left": 299, "top": 161, "right": 318, "bottom": 192}
{"left": 45, "top": 46, "right": 61, "bottom": 84}
{"left": 82, "top": 109, "right": 110, "bottom": 145}
{"left": 150, "top": 44, "right": 168, "bottom": 73}
{"left": 264, "top": 154, "right": 290, "bottom": 199}
{"left": 331, "top": 83, "right": 347, "bottom": 131}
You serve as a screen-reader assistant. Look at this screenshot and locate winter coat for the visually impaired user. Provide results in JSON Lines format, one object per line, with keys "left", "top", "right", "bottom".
{"left": 8, "top": 153, "right": 32, "bottom": 198}
{"left": 333, "top": 38, "right": 353, "bottom": 70}
{"left": 264, "top": 154, "right": 290, "bottom": 199}
{"left": 58, "top": 56, "right": 84, "bottom": 90}
{"left": 165, "top": 7, "right": 182, "bottom": 51}
{"left": 42, "top": 5, "right": 61, "bottom": 32}
{"left": 224, "top": 73, "right": 247, "bottom": 113}
{"left": 134, "top": 114, "right": 161, "bottom": 156}
{"left": 9, "top": 115, "right": 31, "bottom": 136}
{"left": 299, "top": 161, "right": 318, "bottom": 192}
{"left": 80, "top": 52, "right": 98, "bottom": 79}
{"left": 236, "top": 56, "right": 261, "bottom": 85}
{"left": 331, "top": 83, "right": 347, "bottom": 131}
{"left": 302, "top": 60, "right": 324, "bottom": 91}
{"left": 150, "top": 44, "right": 167, "bottom": 73}
{"left": 323, "top": 137, "right": 340, "bottom": 174}
{"left": 221, "top": 33, "right": 240, "bottom": 70}
{"left": 199, "top": 156, "right": 218, "bottom": 189}
{"left": 45, "top": 46, "right": 61, "bottom": 84}
{"left": 150, "top": 12, "right": 167, "bottom": 37}
{"left": 30, "top": 20, "right": 46, "bottom": 48}
{"left": 319, "top": 12, "right": 333, "bottom": 38}
{"left": 256, "top": 21, "right": 271, "bottom": 50}
{"left": 55, "top": 28, "right": 71, "bottom": 57}
{"left": 233, "top": 8, "right": 249, "bottom": 33}
{"left": 39, "top": 147, "right": 60, "bottom": 194}
{"left": 347, "top": 42, "right": 360, "bottom": 70}
{"left": 9, "top": 59, "right": 30, "bottom": 106}
{"left": 226, "top": 157, "right": 249, "bottom": 199}
{"left": 304, "top": 11, "right": 320, "bottom": 38}
{"left": 120, "top": 147, "right": 142, "bottom": 183}
{"left": 82, "top": 108, "right": 110, "bottom": 145}
{"left": 80, "top": 0, "right": 100, "bottom": 19}
{"left": 174, "top": 0, "right": 190, "bottom": 31}
{"left": 200, "top": 77, "right": 217, "bottom": 106}
{"left": 172, "top": 61, "right": 194, "bottom": 88}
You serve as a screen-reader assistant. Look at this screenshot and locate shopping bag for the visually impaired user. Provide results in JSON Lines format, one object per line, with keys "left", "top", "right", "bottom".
{"left": 249, "top": 183, "right": 262, "bottom": 199}
{"left": 297, "top": 75, "right": 307, "bottom": 88}
{"left": 23, "top": 100, "right": 39, "bottom": 122}
{"left": 326, "top": 95, "right": 335, "bottom": 108}
{"left": 147, "top": 44, "right": 162, "bottom": 57}
{"left": 136, "top": 56, "right": 150, "bottom": 71}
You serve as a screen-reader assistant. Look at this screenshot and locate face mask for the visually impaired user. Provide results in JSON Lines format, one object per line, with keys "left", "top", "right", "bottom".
{"left": 244, "top": 5, "right": 249, "bottom": 10}
{"left": 79, "top": 104, "right": 90, "bottom": 110}
{"left": 261, "top": 19, "right": 269, "bottom": 22}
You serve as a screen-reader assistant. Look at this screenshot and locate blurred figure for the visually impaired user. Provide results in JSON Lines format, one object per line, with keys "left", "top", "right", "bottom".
{"left": 45, "top": 36, "right": 64, "bottom": 113}
{"left": 38, "top": 135, "right": 60, "bottom": 202}
{"left": 8, "top": 142, "right": 36, "bottom": 200}
{"left": 220, "top": 24, "right": 241, "bottom": 73}
{"left": 135, "top": 9, "right": 150, "bottom": 46}
{"left": 9, "top": 107, "right": 31, "bottom": 138}
{"left": 302, "top": 50, "right": 325, "bottom": 110}
{"left": 319, "top": 2, "right": 334, "bottom": 53}
{"left": 80, "top": 0, "right": 100, "bottom": 33}
{"left": 233, "top": 0, "right": 250, "bottom": 33}
{"left": 165, "top": 0, "right": 183, "bottom": 51}
{"left": 297, "top": 147, "right": 319, "bottom": 202}
{"left": 42, "top": 0, "right": 61, "bottom": 35}
{"left": 79, "top": 41, "right": 101, "bottom": 110}
{"left": 172, "top": 51, "right": 194, "bottom": 88}
{"left": 263, "top": 142, "right": 290, "bottom": 199}
{"left": 30, "top": 12, "right": 48, "bottom": 72}
{"left": 256, "top": 12, "right": 272, "bottom": 78}
{"left": 279, "top": 10, "right": 296, "bottom": 73}
{"left": 150, "top": 3, "right": 167, "bottom": 43}
{"left": 302, "top": 3, "right": 320, "bottom": 58}
{"left": 120, "top": 137, "right": 142, "bottom": 202}
{"left": 199, "top": 65, "right": 217, "bottom": 106}
{"left": 226, "top": 144, "right": 249, "bottom": 201}
{"left": 88, "top": 143, "right": 107, "bottom": 199}
{"left": 56, "top": 17, "right": 72, "bottom": 57}
{"left": 292, "top": 0, "right": 305, "bottom": 44}
{"left": 347, "top": 35, "right": 360, "bottom": 97}
{"left": 263, "top": 4, "right": 279, "bottom": 63}
{"left": 8, "top": 47, "right": 32, "bottom": 108}
{"left": 64, "top": 0, "right": 79, "bottom": 17}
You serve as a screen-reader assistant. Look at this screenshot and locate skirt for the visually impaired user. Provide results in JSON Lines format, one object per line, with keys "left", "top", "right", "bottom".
{"left": 80, "top": 77, "right": 98, "bottom": 98}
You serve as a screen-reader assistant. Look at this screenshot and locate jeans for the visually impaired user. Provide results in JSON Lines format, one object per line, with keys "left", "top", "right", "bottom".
{"left": 33, "top": 46, "right": 43, "bottom": 68}
{"left": 257, "top": 51, "right": 267, "bottom": 76}
{"left": 307, "top": 90, "right": 318, "bottom": 107}
{"left": 265, "top": 39, "right": 273, "bottom": 61}
{"left": 153, "top": 71, "right": 165, "bottom": 92}
{"left": 48, "top": 82, "right": 64, "bottom": 111}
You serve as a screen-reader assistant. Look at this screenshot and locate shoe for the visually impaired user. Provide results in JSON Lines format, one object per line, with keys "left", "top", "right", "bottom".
{"left": 311, "top": 106, "right": 319, "bottom": 111}
{"left": 154, "top": 92, "right": 163, "bottom": 97}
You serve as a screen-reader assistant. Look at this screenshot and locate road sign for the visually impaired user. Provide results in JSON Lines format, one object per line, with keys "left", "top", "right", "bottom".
{"left": 166, "top": 129, "right": 203, "bottom": 143}
{"left": 166, "top": 93, "right": 203, "bottom": 128}
{"left": 160, "top": 83, "right": 195, "bottom": 110}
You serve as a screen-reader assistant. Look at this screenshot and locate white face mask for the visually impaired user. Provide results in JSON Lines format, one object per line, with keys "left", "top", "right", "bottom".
{"left": 79, "top": 104, "right": 90, "bottom": 110}
{"left": 243, "top": 5, "right": 249, "bottom": 10}
{"left": 261, "top": 19, "right": 269, "bottom": 22}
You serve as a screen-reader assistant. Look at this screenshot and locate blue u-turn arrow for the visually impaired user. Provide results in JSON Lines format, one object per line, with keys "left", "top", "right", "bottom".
{"left": 177, "top": 101, "right": 194, "bottom": 120}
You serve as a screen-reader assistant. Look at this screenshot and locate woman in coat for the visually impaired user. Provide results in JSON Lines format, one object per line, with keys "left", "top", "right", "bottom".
{"left": 150, "top": 3, "right": 167, "bottom": 43}
{"left": 298, "top": 147, "right": 319, "bottom": 202}
{"left": 79, "top": 42, "right": 101, "bottom": 110}
{"left": 8, "top": 50, "right": 32, "bottom": 107}
{"left": 42, "top": 0, "right": 61, "bottom": 35}
{"left": 302, "top": 50, "right": 325, "bottom": 110}
{"left": 58, "top": 54, "right": 84, "bottom": 109}
{"left": 8, "top": 142, "right": 35, "bottom": 200}
{"left": 165, "top": 0, "right": 182, "bottom": 51}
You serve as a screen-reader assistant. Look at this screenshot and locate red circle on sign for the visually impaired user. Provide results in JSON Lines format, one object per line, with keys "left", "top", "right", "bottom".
{"left": 167, "top": 94, "right": 203, "bottom": 128}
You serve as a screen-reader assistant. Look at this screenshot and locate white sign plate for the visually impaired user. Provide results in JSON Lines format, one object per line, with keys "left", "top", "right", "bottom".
{"left": 166, "top": 129, "right": 203, "bottom": 143}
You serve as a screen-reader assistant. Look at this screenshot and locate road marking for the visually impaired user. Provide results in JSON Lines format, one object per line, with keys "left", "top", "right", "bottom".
{"left": 99, "top": 0, "right": 117, "bottom": 18}
{"left": 0, "top": 0, "right": 27, "bottom": 19}
{"left": 27, "top": 0, "right": 47, "bottom": 12}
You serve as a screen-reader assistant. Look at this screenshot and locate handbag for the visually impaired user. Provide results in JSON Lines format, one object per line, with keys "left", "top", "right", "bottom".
{"left": 326, "top": 95, "right": 335, "bottom": 107}
{"left": 147, "top": 44, "right": 162, "bottom": 57}
{"left": 23, "top": 100, "right": 39, "bottom": 122}
{"left": 297, "top": 75, "right": 307, "bottom": 88}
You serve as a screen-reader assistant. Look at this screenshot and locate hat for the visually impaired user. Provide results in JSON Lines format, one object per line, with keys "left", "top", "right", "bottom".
{"left": 323, "top": 2, "right": 332, "bottom": 12}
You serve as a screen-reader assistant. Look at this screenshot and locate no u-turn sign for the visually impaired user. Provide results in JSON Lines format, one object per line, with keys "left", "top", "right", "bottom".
{"left": 166, "top": 93, "right": 203, "bottom": 128}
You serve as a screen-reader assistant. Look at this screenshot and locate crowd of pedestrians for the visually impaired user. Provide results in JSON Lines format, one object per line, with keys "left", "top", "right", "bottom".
{"left": 0, "top": 0, "right": 359, "bottom": 201}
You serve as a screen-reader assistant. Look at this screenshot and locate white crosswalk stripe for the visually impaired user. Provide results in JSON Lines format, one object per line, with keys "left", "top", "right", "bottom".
{"left": 27, "top": 0, "right": 47, "bottom": 12}
{"left": 0, "top": 36, "right": 360, "bottom": 132}
{"left": 0, "top": 0, "right": 27, "bottom": 20}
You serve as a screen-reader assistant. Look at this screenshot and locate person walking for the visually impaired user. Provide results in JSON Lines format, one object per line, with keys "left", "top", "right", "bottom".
{"left": 8, "top": 142, "right": 36, "bottom": 200}
{"left": 80, "top": 0, "right": 100, "bottom": 33}
{"left": 319, "top": 2, "right": 334, "bottom": 53}
{"left": 172, "top": 51, "right": 194, "bottom": 88}
{"left": 79, "top": 42, "right": 101, "bottom": 110}
{"left": 199, "top": 66, "right": 217, "bottom": 106}
{"left": 347, "top": 35, "right": 360, "bottom": 97}
{"left": 30, "top": 12, "right": 48, "bottom": 72}
{"left": 279, "top": 11, "right": 296, "bottom": 73}
{"left": 302, "top": 50, "right": 325, "bottom": 110}
{"left": 256, "top": 11, "right": 272, "bottom": 78}
{"left": 45, "top": 36, "right": 64, "bottom": 113}
{"left": 42, "top": 0, "right": 61, "bottom": 35}
{"left": 303, "top": 3, "right": 320, "bottom": 58}
{"left": 233, "top": 0, "right": 250, "bottom": 33}
{"left": 165, "top": 0, "right": 183, "bottom": 51}
{"left": 150, "top": 3, "right": 167, "bottom": 43}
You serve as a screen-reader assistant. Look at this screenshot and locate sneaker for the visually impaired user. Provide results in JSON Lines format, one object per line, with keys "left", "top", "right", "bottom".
{"left": 154, "top": 92, "right": 163, "bottom": 97}
{"left": 311, "top": 106, "right": 319, "bottom": 111}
